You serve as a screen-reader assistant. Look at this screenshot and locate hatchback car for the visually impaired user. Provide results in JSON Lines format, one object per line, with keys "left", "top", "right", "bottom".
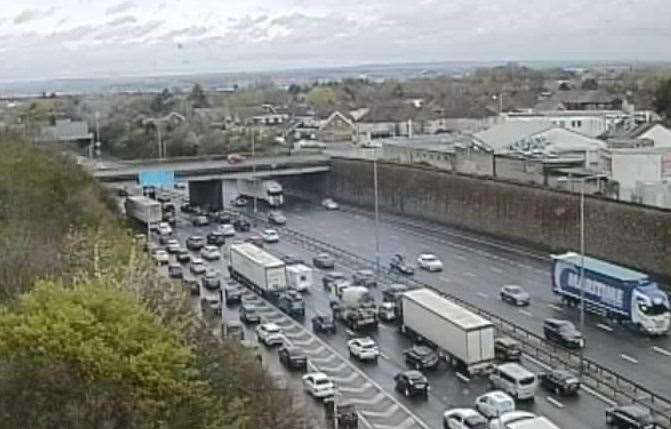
{"left": 268, "top": 210, "right": 287, "bottom": 225}
{"left": 186, "top": 235, "right": 206, "bottom": 251}
{"left": 348, "top": 337, "right": 379, "bottom": 362}
{"left": 202, "top": 270, "right": 221, "bottom": 290}
{"left": 500, "top": 285, "right": 530, "bottom": 306}
{"left": 218, "top": 223, "right": 236, "bottom": 237}
{"left": 278, "top": 345, "right": 308, "bottom": 371}
{"left": 540, "top": 369, "right": 580, "bottom": 396}
{"left": 313, "top": 252, "right": 335, "bottom": 269}
{"left": 302, "top": 372, "right": 335, "bottom": 399}
{"left": 474, "top": 391, "right": 515, "bottom": 420}
{"left": 442, "top": 408, "right": 488, "bottom": 429}
{"left": 168, "top": 263, "right": 183, "bottom": 279}
{"left": 390, "top": 254, "right": 414, "bottom": 275}
{"left": 394, "top": 370, "right": 429, "bottom": 398}
{"left": 543, "top": 319, "right": 585, "bottom": 349}
{"left": 223, "top": 281, "right": 242, "bottom": 305}
{"left": 201, "top": 245, "right": 221, "bottom": 260}
{"left": 233, "top": 217, "right": 251, "bottom": 232}
{"left": 312, "top": 315, "right": 337, "bottom": 334}
{"left": 206, "top": 231, "right": 226, "bottom": 246}
{"left": 403, "top": 345, "right": 439, "bottom": 370}
{"left": 166, "top": 239, "right": 181, "bottom": 254}
{"left": 239, "top": 302, "right": 260, "bottom": 324}
{"left": 256, "top": 323, "right": 284, "bottom": 346}
{"left": 189, "top": 258, "right": 206, "bottom": 275}
{"left": 605, "top": 405, "right": 656, "bottom": 429}
{"left": 260, "top": 229, "right": 280, "bottom": 243}
{"left": 417, "top": 254, "right": 443, "bottom": 271}
{"left": 175, "top": 249, "right": 191, "bottom": 264}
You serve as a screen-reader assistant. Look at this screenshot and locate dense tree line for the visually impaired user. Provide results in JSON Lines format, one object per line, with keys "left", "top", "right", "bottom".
{"left": 0, "top": 135, "right": 311, "bottom": 428}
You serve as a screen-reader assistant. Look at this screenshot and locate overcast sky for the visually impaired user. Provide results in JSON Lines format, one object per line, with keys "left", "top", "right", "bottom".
{"left": 1, "top": 0, "right": 670, "bottom": 82}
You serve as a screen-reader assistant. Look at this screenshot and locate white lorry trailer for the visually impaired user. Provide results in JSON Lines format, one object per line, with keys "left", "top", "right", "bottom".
{"left": 401, "top": 288, "right": 495, "bottom": 375}
{"left": 286, "top": 264, "right": 313, "bottom": 292}
{"left": 124, "top": 196, "right": 162, "bottom": 230}
{"left": 228, "top": 243, "right": 287, "bottom": 298}
{"left": 237, "top": 179, "right": 284, "bottom": 207}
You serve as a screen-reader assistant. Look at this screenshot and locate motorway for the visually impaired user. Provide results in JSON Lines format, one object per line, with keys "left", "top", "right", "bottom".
{"left": 145, "top": 189, "right": 617, "bottom": 429}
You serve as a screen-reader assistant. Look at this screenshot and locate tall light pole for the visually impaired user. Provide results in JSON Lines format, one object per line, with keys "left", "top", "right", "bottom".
{"left": 373, "top": 156, "right": 380, "bottom": 274}
{"left": 252, "top": 130, "right": 257, "bottom": 215}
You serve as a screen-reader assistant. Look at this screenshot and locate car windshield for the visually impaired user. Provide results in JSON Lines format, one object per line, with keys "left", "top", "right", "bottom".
{"left": 423, "top": 255, "right": 437, "bottom": 261}
{"left": 314, "top": 378, "right": 331, "bottom": 386}
{"left": 265, "top": 326, "right": 280, "bottom": 333}
{"left": 507, "top": 286, "right": 521, "bottom": 293}
{"left": 465, "top": 415, "right": 488, "bottom": 426}
{"left": 519, "top": 376, "right": 536, "bottom": 386}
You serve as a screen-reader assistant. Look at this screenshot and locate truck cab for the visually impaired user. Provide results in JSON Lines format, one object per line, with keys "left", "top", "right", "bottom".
{"left": 278, "top": 290, "right": 305, "bottom": 318}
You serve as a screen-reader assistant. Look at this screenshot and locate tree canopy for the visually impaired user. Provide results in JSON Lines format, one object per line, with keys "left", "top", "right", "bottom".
{"left": 654, "top": 77, "right": 671, "bottom": 121}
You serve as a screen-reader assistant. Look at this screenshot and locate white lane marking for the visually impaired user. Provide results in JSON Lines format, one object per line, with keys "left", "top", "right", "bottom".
{"left": 360, "top": 404, "right": 399, "bottom": 419}
{"left": 476, "top": 292, "right": 489, "bottom": 299}
{"left": 518, "top": 309, "right": 533, "bottom": 317}
{"left": 456, "top": 372, "right": 470, "bottom": 383}
{"left": 620, "top": 354, "right": 639, "bottom": 364}
{"left": 596, "top": 323, "right": 614, "bottom": 332}
{"left": 546, "top": 396, "right": 565, "bottom": 409}
{"left": 463, "top": 271, "right": 476, "bottom": 278}
{"left": 547, "top": 304, "right": 564, "bottom": 312}
{"left": 653, "top": 346, "right": 671, "bottom": 357}
{"left": 453, "top": 254, "right": 467, "bottom": 261}
{"left": 490, "top": 266, "right": 503, "bottom": 274}
{"left": 440, "top": 276, "right": 451, "bottom": 283}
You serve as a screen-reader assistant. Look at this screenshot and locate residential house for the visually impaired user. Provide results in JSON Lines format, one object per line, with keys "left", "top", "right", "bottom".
{"left": 318, "top": 111, "right": 355, "bottom": 143}
{"left": 545, "top": 89, "right": 626, "bottom": 111}
{"left": 355, "top": 104, "right": 420, "bottom": 138}
{"left": 504, "top": 110, "right": 628, "bottom": 138}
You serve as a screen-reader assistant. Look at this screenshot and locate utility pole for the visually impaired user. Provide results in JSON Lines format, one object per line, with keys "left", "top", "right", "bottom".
{"left": 579, "top": 178, "right": 586, "bottom": 376}
{"left": 373, "top": 157, "right": 380, "bottom": 274}
{"left": 252, "top": 130, "right": 257, "bottom": 215}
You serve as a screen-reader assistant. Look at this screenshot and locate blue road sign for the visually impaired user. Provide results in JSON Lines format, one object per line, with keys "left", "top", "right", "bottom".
{"left": 139, "top": 170, "right": 175, "bottom": 188}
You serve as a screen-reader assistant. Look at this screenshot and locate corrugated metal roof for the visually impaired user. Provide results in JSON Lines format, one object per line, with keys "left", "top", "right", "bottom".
{"left": 404, "top": 288, "right": 493, "bottom": 330}
{"left": 474, "top": 121, "right": 552, "bottom": 151}
{"left": 552, "top": 252, "right": 648, "bottom": 282}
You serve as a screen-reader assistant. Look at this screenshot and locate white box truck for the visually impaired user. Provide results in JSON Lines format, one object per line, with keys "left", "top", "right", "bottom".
{"left": 228, "top": 243, "right": 287, "bottom": 298}
{"left": 237, "top": 179, "right": 284, "bottom": 207}
{"left": 286, "top": 264, "right": 313, "bottom": 292}
{"left": 124, "top": 196, "right": 162, "bottom": 230}
{"left": 401, "top": 288, "right": 495, "bottom": 375}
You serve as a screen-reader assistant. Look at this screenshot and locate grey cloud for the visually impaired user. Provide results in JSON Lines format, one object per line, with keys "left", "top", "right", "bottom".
{"left": 106, "top": 0, "right": 135, "bottom": 15}
{"left": 94, "top": 20, "right": 164, "bottom": 41}
{"left": 13, "top": 8, "right": 54, "bottom": 25}
{"left": 107, "top": 15, "right": 138, "bottom": 26}
{"left": 159, "top": 26, "right": 210, "bottom": 40}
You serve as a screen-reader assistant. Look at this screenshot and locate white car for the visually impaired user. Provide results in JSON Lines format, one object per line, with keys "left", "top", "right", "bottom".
{"left": 190, "top": 258, "right": 206, "bottom": 275}
{"left": 488, "top": 411, "right": 537, "bottom": 429}
{"left": 474, "top": 391, "right": 515, "bottom": 420}
{"left": 347, "top": 337, "right": 379, "bottom": 362}
{"left": 322, "top": 198, "right": 339, "bottom": 210}
{"left": 158, "top": 222, "right": 172, "bottom": 236}
{"left": 218, "top": 223, "right": 236, "bottom": 237}
{"left": 302, "top": 372, "right": 335, "bottom": 399}
{"left": 443, "top": 408, "right": 488, "bottom": 429}
{"left": 153, "top": 249, "right": 169, "bottom": 265}
{"left": 256, "top": 323, "right": 284, "bottom": 346}
{"left": 166, "top": 239, "right": 181, "bottom": 253}
{"left": 417, "top": 254, "right": 443, "bottom": 271}
{"left": 201, "top": 245, "right": 221, "bottom": 260}
{"left": 260, "top": 229, "right": 279, "bottom": 243}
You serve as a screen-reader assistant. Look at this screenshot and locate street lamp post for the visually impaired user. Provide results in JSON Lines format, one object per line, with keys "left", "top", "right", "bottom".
{"left": 373, "top": 156, "right": 380, "bottom": 274}
{"left": 252, "top": 131, "right": 257, "bottom": 215}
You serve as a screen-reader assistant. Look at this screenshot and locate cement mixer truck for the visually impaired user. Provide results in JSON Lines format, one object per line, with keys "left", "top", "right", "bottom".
{"left": 330, "top": 285, "right": 378, "bottom": 331}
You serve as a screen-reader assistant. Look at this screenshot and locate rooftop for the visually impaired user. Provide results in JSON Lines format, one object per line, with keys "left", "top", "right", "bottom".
{"left": 404, "top": 289, "right": 493, "bottom": 330}
{"left": 383, "top": 133, "right": 479, "bottom": 153}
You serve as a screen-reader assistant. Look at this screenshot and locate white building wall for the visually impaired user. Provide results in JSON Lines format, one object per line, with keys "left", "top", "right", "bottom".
{"left": 610, "top": 152, "right": 663, "bottom": 201}
{"left": 638, "top": 125, "right": 671, "bottom": 148}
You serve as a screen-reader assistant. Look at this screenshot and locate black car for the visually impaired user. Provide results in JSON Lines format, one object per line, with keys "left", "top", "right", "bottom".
{"left": 322, "top": 271, "right": 346, "bottom": 289}
{"left": 313, "top": 253, "right": 335, "bottom": 269}
{"left": 186, "top": 235, "right": 206, "bottom": 250}
{"left": 606, "top": 405, "right": 656, "bottom": 429}
{"left": 494, "top": 337, "right": 521, "bottom": 362}
{"left": 224, "top": 281, "right": 242, "bottom": 305}
{"left": 202, "top": 270, "right": 221, "bottom": 290}
{"left": 176, "top": 249, "right": 191, "bottom": 264}
{"left": 312, "top": 315, "right": 337, "bottom": 334}
{"left": 278, "top": 346, "right": 308, "bottom": 371}
{"left": 156, "top": 195, "right": 171, "bottom": 203}
{"left": 182, "top": 277, "right": 200, "bottom": 295}
{"left": 352, "top": 269, "right": 377, "bottom": 287}
{"left": 394, "top": 370, "right": 429, "bottom": 399}
{"left": 277, "top": 290, "right": 305, "bottom": 318}
{"left": 281, "top": 255, "right": 305, "bottom": 266}
{"left": 543, "top": 319, "right": 585, "bottom": 349}
{"left": 403, "top": 345, "right": 439, "bottom": 370}
{"left": 268, "top": 211, "right": 287, "bottom": 225}
{"left": 158, "top": 234, "right": 171, "bottom": 245}
{"left": 540, "top": 369, "right": 580, "bottom": 396}
{"left": 390, "top": 254, "right": 414, "bottom": 275}
{"left": 207, "top": 231, "right": 226, "bottom": 246}
{"left": 233, "top": 217, "right": 251, "bottom": 232}
{"left": 180, "top": 202, "right": 195, "bottom": 213}
{"left": 214, "top": 211, "right": 232, "bottom": 224}
{"left": 168, "top": 263, "right": 183, "bottom": 279}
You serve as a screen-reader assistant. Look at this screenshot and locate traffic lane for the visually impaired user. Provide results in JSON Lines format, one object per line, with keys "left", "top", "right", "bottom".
{"left": 280, "top": 203, "right": 671, "bottom": 396}
{"left": 269, "top": 237, "right": 602, "bottom": 429}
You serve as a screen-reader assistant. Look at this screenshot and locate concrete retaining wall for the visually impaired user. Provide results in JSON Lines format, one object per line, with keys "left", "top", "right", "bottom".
{"left": 284, "top": 158, "right": 671, "bottom": 278}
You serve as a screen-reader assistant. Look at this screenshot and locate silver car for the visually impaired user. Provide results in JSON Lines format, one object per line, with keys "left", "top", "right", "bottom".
{"left": 500, "top": 285, "right": 530, "bottom": 306}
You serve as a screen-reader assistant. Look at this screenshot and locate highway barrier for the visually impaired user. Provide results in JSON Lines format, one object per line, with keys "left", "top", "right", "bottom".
{"left": 250, "top": 213, "right": 671, "bottom": 428}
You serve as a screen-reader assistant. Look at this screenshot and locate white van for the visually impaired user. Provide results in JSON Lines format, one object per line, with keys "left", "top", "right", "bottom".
{"left": 489, "top": 363, "right": 538, "bottom": 400}
{"left": 286, "top": 264, "right": 313, "bottom": 292}
{"left": 475, "top": 390, "right": 515, "bottom": 419}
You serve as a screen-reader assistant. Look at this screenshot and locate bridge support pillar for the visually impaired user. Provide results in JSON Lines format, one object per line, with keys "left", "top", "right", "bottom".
{"left": 188, "top": 180, "right": 223, "bottom": 211}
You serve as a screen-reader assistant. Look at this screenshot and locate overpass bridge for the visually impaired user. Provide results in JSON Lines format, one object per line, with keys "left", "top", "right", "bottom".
{"left": 94, "top": 154, "right": 331, "bottom": 210}
{"left": 92, "top": 154, "right": 331, "bottom": 183}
